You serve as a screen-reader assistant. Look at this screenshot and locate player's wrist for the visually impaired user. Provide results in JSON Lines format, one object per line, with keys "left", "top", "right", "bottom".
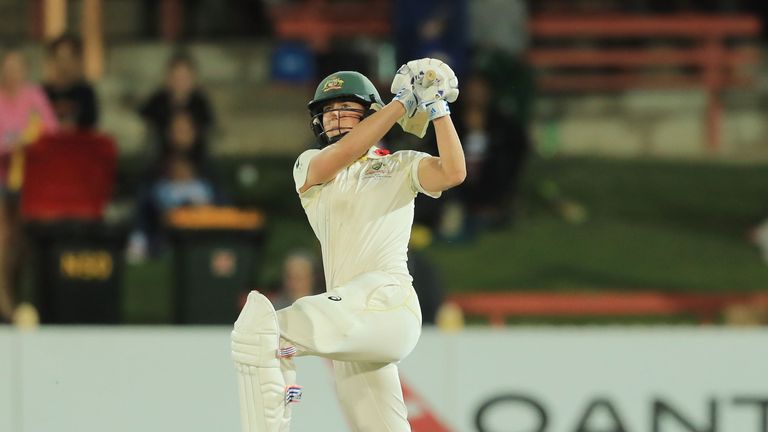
{"left": 391, "top": 99, "right": 407, "bottom": 116}
{"left": 393, "top": 87, "right": 418, "bottom": 118}
{"left": 425, "top": 99, "right": 450, "bottom": 121}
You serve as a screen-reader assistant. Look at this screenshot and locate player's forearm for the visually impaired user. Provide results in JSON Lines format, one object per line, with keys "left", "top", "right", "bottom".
{"left": 310, "top": 102, "right": 404, "bottom": 184}
{"left": 433, "top": 116, "right": 466, "bottom": 185}
{"left": 333, "top": 101, "right": 403, "bottom": 160}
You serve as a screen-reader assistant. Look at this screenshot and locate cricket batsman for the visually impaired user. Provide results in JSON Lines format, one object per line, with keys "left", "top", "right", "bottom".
{"left": 231, "top": 58, "right": 464, "bottom": 431}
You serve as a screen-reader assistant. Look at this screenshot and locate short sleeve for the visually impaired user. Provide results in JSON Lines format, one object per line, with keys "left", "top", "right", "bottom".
{"left": 404, "top": 150, "right": 442, "bottom": 199}
{"left": 293, "top": 149, "right": 322, "bottom": 193}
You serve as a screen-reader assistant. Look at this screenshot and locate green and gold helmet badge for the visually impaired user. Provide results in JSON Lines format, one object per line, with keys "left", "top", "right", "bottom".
{"left": 322, "top": 77, "right": 344, "bottom": 92}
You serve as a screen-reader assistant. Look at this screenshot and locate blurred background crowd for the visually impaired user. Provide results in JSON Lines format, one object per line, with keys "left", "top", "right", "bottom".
{"left": 1, "top": 0, "right": 768, "bottom": 328}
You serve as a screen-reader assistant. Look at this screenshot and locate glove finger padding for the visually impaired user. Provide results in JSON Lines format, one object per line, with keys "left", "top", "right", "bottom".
{"left": 406, "top": 58, "right": 459, "bottom": 104}
{"left": 406, "top": 58, "right": 439, "bottom": 89}
{"left": 437, "top": 62, "right": 459, "bottom": 103}
{"left": 390, "top": 58, "right": 459, "bottom": 138}
{"left": 391, "top": 64, "right": 413, "bottom": 94}
{"left": 391, "top": 64, "right": 419, "bottom": 118}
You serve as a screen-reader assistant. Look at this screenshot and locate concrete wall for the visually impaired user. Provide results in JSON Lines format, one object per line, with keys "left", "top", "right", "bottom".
{"left": 1, "top": 327, "right": 347, "bottom": 432}
{"left": 0, "top": 330, "right": 15, "bottom": 432}
{"left": 2, "top": 327, "right": 768, "bottom": 432}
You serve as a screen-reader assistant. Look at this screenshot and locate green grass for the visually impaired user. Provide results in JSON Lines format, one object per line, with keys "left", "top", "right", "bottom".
{"left": 426, "top": 156, "right": 768, "bottom": 293}
{"left": 119, "top": 155, "right": 768, "bottom": 322}
{"left": 427, "top": 215, "right": 768, "bottom": 293}
{"left": 528, "top": 156, "right": 768, "bottom": 236}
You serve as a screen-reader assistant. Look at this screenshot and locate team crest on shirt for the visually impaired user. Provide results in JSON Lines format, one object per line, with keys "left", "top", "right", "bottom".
{"left": 323, "top": 77, "right": 344, "bottom": 92}
{"left": 363, "top": 160, "right": 393, "bottom": 178}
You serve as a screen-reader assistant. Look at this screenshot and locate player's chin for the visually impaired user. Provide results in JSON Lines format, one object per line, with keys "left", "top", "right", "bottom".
{"left": 325, "top": 128, "right": 354, "bottom": 144}
{"left": 326, "top": 126, "right": 354, "bottom": 136}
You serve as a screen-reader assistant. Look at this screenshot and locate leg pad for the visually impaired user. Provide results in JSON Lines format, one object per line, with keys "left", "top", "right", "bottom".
{"left": 232, "top": 292, "right": 286, "bottom": 432}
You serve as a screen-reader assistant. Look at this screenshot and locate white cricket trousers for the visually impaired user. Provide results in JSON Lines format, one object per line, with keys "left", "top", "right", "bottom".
{"left": 278, "top": 270, "right": 422, "bottom": 432}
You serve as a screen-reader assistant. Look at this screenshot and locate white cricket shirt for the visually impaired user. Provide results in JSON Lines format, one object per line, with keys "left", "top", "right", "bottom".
{"left": 293, "top": 146, "right": 440, "bottom": 290}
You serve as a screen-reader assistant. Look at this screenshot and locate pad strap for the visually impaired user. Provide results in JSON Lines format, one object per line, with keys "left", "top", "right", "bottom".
{"left": 285, "top": 385, "right": 303, "bottom": 405}
{"left": 278, "top": 346, "right": 297, "bottom": 358}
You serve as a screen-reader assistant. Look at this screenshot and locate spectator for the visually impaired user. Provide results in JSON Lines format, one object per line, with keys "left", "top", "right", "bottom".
{"left": 166, "top": 110, "right": 208, "bottom": 173}
{"left": 42, "top": 34, "right": 99, "bottom": 130}
{"left": 270, "top": 250, "right": 323, "bottom": 310}
{"left": 0, "top": 47, "right": 58, "bottom": 322}
{"left": 139, "top": 51, "right": 214, "bottom": 171}
{"left": 153, "top": 156, "right": 215, "bottom": 212}
{"left": 128, "top": 103, "right": 226, "bottom": 263}
{"left": 126, "top": 155, "right": 218, "bottom": 263}
{"left": 452, "top": 71, "right": 530, "bottom": 233}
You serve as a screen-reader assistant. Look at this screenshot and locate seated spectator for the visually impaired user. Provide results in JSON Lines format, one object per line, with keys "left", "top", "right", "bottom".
{"left": 139, "top": 51, "right": 214, "bottom": 170}
{"left": 126, "top": 155, "right": 219, "bottom": 263}
{"left": 159, "top": 110, "right": 208, "bottom": 176}
{"left": 270, "top": 250, "right": 323, "bottom": 310}
{"left": 153, "top": 156, "right": 215, "bottom": 213}
{"left": 42, "top": 34, "right": 99, "bottom": 130}
{"left": 0, "top": 47, "right": 58, "bottom": 323}
{"left": 451, "top": 71, "right": 530, "bottom": 237}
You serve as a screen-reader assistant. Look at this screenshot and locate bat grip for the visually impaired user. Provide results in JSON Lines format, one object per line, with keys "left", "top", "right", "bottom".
{"left": 422, "top": 69, "right": 438, "bottom": 87}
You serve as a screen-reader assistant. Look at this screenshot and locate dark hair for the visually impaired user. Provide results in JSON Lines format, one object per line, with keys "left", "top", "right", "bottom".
{"left": 167, "top": 50, "right": 197, "bottom": 72}
{"left": 47, "top": 34, "right": 83, "bottom": 57}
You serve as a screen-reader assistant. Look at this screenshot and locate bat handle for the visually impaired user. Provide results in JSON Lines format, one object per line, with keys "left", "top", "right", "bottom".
{"left": 422, "top": 69, "right": 438, "bottom": 87}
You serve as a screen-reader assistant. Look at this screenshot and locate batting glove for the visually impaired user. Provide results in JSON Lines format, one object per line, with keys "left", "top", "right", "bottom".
{"left": 392, "top": 85, "right": 419, "bottom": 118}
{"left": 406, "top": 58, "right": 460, "bottom": 106}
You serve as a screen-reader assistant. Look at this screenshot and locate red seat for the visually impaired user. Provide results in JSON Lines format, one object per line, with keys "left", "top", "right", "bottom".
{"left": 527, "top": 14, "right": 761, "bottom": 153}
{"left": 21, "top": 130, "right": 117, "bottom": 221}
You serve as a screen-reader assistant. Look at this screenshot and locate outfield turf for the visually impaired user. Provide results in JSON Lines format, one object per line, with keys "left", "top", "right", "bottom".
{"left": 119, "top": 155, "right": 768, "bottom": 322}
{"left": 428, "top": 156, "right": 768, "bottom": 293}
